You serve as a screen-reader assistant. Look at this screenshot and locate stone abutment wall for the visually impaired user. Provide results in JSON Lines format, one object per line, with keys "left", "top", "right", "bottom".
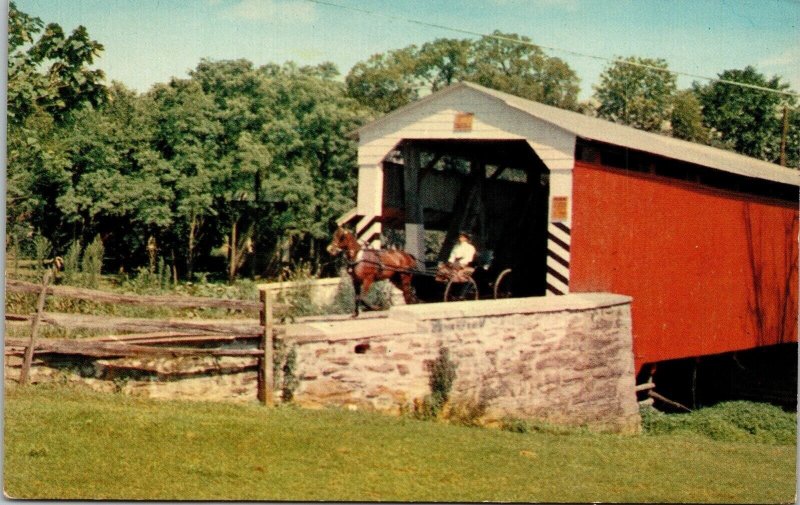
{"left": 7, "top": 293, "right": 640, "bottom": 433}
{"left": 284, "top": 293, "right": 640, "bottom": 433}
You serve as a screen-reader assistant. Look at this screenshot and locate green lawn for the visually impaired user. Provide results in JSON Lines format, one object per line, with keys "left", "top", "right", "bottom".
{"left": 4, "top": 384, "right": 796, "bottom": 502}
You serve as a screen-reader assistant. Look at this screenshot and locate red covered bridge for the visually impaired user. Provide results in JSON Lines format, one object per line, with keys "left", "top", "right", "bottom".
{"left": 340, "top": 82, "right": 798, "bottom": 395}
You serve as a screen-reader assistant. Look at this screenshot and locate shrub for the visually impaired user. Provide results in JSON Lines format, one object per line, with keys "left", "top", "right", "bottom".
{"left": 641, "top": 401, "right": 796, "bottom": 445}
{"left": 81, "top": 236, "right": 104, "bottom": 288}
{"left": 32, "top": 235, "right": 52, "bottom": 271}
{"left": 327, "top": 270, "right": 394, "bottom": 315}
{"left": 414, "top": 347, "right": 457, "bottom": 420}
{"left": 61, "top": 241, "right": 82, "bottom": 285}
{"left": 274, "top": 263, "right": 319, "bottom": 319}
{"left": 272, "top": 340, "right": 300, "bottom": 403}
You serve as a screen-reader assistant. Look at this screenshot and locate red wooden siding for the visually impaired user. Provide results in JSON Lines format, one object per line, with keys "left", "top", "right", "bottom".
{"left": 570, "top": 161, "right": 798, "bottom": 374}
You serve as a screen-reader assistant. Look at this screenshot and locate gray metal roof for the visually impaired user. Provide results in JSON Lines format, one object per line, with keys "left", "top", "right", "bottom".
{"left": 458, "top": 82, "right": 800, "bottom": 187}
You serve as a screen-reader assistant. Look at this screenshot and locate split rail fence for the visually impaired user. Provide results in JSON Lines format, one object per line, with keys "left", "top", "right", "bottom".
{"left": 5, "top": 278, "right": 286, "bottom": 405}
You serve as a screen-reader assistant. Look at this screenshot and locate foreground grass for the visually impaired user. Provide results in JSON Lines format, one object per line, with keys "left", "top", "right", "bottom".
{"left": 4, "top": 384, "right": 796, "bottom": 502}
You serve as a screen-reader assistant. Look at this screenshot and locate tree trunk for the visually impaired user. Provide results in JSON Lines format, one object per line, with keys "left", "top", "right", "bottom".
{"left": 228, "top": 219, "right": 238, "bottom": 283}
{"left": 187, "top": 213, "right": 197, "bottom": 280}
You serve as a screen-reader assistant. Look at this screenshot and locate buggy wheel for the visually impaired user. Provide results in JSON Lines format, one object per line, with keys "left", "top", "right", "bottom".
{"left": 444, "top": 278, "right": 479, "bottom": 302}
{"left": 493, "top": 268, "right": 513, "bottom": 299}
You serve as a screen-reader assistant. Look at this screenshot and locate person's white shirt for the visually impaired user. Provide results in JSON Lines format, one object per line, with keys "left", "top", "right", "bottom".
{"left": 448, "top": 240, "right": 476, "bottom": 265}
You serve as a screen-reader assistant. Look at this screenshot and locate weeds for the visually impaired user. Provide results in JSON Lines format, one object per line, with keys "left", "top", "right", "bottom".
{"left": 272, "top": 340, "right": 300, "bottom": 403}
{"left": 413, "top": 347, "right": 457, "bottom": 420}
{"left": 81, "top": 236, "right": 105, "bottom": 289}
{"left": 640, "top": 401, "right": 796, "bottom": 445}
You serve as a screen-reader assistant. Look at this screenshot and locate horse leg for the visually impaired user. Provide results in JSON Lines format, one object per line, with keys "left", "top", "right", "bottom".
{"left": 391, "top": 273, "right": 417, "bottom": 304}
{"left": 359, "top": 277, "right": 377, "bottom": 311}
{"left": 351, "top": 276, "right": 362, "bottom": 317}
{"left": 402, "top": 274, "right": 418, "bottom": 304}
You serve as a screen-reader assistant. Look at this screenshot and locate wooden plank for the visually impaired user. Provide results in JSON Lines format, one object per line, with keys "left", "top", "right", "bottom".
{"left": 5, "top": 279, "right": 266, "bottom": 312}
{"left": 13, "top": 311, "right": 263, "bottom": 335}
{"left": 20, "top": 270, "right": 53, "bottom": 385}
{"left": 5, "top": 338, "right": 263, "bottom": 359}
{"left": 259, "top": 290, "right": 275, "bottom": 406}
{"left": 97, "top": 333, "right": 259, "bottom": 346}
{"left": 648, "top": 390, "right": 692, "bottom": 412}
{"left": 93, "top": 331, "right": 216, "bottom": 342}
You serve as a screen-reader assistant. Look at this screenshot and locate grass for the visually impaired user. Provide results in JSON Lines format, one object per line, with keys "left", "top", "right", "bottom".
{"left": 4, "top": 384, "right": 796, "bottom": 502}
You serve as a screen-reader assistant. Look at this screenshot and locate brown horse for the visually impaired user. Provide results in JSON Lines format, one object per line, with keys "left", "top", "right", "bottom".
{"left": 326, "top": 227, "right": 418, "bottom": 316}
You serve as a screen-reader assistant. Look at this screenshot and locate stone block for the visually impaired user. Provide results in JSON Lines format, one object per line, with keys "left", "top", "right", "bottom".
{"left": 366, "top": 363, "right": 395, "bottom": 373}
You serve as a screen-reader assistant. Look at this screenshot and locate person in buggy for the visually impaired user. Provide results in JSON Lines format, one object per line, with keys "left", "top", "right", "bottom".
{"left": 436, "top": 231, "right": 477, "bottom": 283}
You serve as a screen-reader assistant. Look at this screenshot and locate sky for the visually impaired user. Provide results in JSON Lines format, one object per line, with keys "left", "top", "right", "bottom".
{"left": 12, "top": 0, "right": 800, "bottom": 100}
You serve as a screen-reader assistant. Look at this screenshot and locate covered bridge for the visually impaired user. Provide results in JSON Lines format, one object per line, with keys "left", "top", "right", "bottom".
{"left": 341, "top": 81, "right": 799, "bottom": 385}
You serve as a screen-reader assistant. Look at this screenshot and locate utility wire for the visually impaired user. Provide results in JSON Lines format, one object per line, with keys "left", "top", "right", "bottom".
{"left": 305, "top": 0, "right": 800, "bottom": 99}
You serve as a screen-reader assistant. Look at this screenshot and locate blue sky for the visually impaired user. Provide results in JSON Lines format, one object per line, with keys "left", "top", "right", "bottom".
{"left": 13, "top": 0, "right": 800, "bottom": 100}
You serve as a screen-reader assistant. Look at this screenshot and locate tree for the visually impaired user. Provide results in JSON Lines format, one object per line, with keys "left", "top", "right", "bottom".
{"left": 670, "top": 89, "right": 709, "bottom": 143}
{"left": 594, "top": 56, "right": 676, "bottom": 132}
{"left": 150, "top": 77, "right": 224, "bottom": 279}
{"left": 7, "top": 2, "right": 108, "bottom": 253}
{"left": 56, "top": 84, "right": 173, "bottom": 267}
{"left": 694, "top": 66, "right": 796, "bottom": 163}
{"left": 345, "top": 47, "right": 420, "bottom": 114}
{"left": 345, "top": 32, "right": 581, "bottom": 114}
{"left": 469, "top": 31, "right": 580, "bottom": 110}
{"left": 416, "top": 38, "right": 471, "bottom": 91}
{"left": 7, "top": 1, "right": 107, "bottom": 126}
{"left": 784, "top": 107, "right": 800, "bottom": 168}
{"left": 152, "top": 60, "right": 370, "bottom": 280}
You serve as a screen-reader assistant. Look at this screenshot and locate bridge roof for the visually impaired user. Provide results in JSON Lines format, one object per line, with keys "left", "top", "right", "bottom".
{"left": 355, "top": 81, "right": 800, "bottom": 187}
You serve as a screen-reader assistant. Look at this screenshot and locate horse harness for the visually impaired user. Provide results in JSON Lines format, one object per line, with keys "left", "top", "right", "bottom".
{"left": 347, "top": 248, "right": 385, "bottom": 277}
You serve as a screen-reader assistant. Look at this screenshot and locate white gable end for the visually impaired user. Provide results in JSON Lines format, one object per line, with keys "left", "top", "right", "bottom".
{"left": 357, "top": 86, "right": 575, "bottom": 172}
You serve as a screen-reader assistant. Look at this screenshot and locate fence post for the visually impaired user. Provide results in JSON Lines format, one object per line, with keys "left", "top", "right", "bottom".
{"left": 19, "top": 267, "right": 54, "bottom": 385}
{"left": 259, "top": 289, "right": 274, "bottom": 406}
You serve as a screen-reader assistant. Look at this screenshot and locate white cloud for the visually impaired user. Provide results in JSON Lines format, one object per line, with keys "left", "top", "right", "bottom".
{"left": 224, "top": 0, "right": 317, "bottom": 23}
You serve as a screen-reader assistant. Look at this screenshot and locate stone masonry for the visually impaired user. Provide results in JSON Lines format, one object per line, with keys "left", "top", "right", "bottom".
{"left": 285, "top": 293, "right": 640, "bottom": 433}
{"left": 7, "top": 293, "right": 640, "bottom": 433}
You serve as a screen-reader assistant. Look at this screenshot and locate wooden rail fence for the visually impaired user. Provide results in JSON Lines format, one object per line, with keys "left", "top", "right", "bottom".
{"left": 5, "top": 277, "right": 286, "bottom": 405}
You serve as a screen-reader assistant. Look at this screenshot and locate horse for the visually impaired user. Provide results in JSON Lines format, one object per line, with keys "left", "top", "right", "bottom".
{"left": 326, "top": 227, "right": 418, "bottom": 317}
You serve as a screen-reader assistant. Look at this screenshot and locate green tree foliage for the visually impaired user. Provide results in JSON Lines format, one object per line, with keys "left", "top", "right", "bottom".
{"left": 345, "top": 31, "right": 581, "bottom": 113}
{"left": 7, "top": 1, "right": 107, "bottom": 126}
{"left": 784, "top": 108, "right": 800, "bottom": 168}
{"left": 469, "top": 31, "right": 579, "bottom": 110}
{"left": 147, "top": 60, "right": 370, "bottom": 280}
{"left": 8, "top": 4, "right": 370, "bottom": 281}
{"left": 670, "top": 89, "right": 709, "bottom": 143}
{"left": 694, "top": 66, "right": 797, "bottom": 164}
{"left": 594, "top": 56, "right": 677, "bottom": 132}
{"left": 7, "top": 1, "right": 109, "bottom": 251}
{"left": 346, "top": 47, "right": 420, "bottom": 114}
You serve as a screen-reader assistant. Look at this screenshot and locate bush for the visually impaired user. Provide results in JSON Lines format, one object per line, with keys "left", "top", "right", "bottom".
{"left": 327, "top": 270, "right": 394, "bottom": 315}
{"left": 32, "top": 235, "right": 52, "bottom": 271}
{"left": 61, "top": 241, "right": 82, "bottom": 285}
{"left": 413, "top": 347, "right": 457, "bottom": 420}
{"left": 81, "top": 236, "right": 104, "bottom": 288}
{"left": 641, "top": 401, "right": 796, "bottom": 445}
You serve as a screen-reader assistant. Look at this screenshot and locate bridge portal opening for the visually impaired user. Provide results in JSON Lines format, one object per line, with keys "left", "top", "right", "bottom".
{"left": 380, "top": 139, "right": 550, "bottom": 298}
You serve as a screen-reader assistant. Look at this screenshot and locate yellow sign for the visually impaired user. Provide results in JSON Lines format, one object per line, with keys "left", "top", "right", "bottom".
{"left": 551, "top": 196, "right": 569, "bottom": 221}
{"left": 453, "top": 112, "right": 474, "bottom": 132}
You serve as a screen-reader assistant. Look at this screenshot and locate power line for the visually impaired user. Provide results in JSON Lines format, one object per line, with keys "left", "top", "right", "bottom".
{"left": 305, "top": 0, "right": 800, "bottom": 99}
